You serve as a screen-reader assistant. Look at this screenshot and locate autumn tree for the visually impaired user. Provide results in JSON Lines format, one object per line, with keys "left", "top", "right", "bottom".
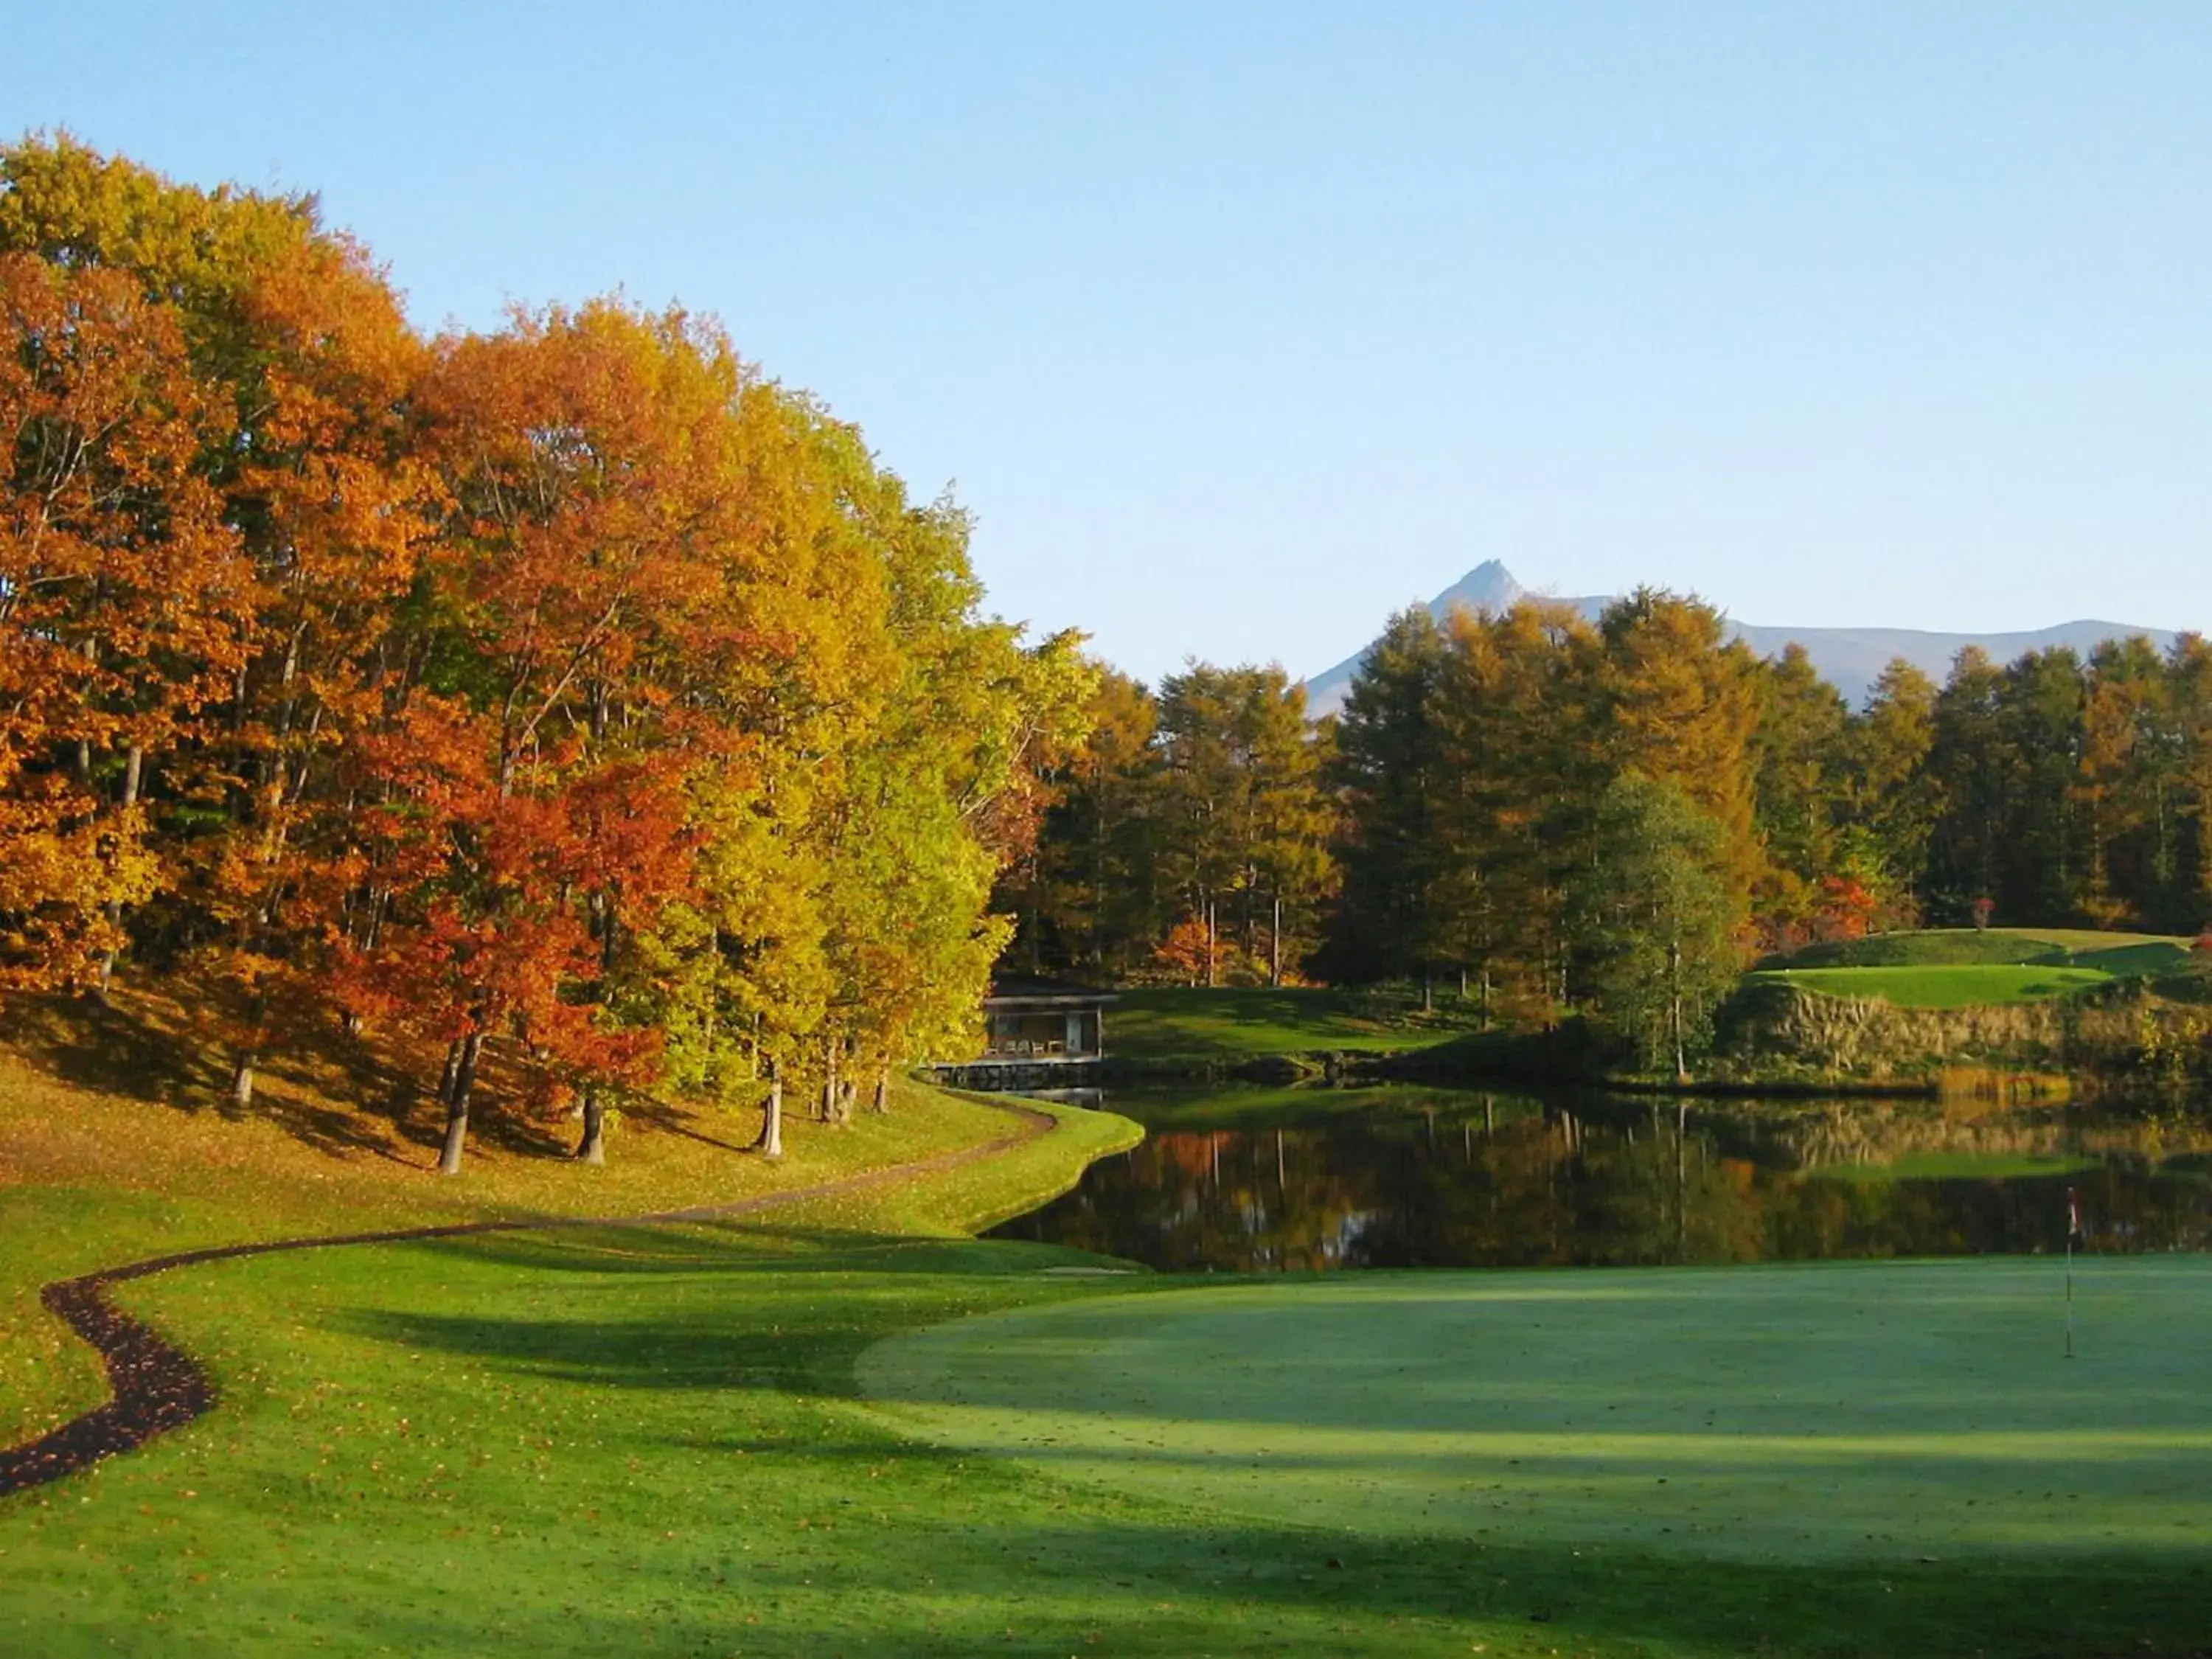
{"left": 1426, "top": 599, "right": 1607, "bottom": 1020}
{"left": 1747, "top": 643, "right": 1851, "bottom": 940}
{"left": 1150, "top": 663, "right": 1334, "bottom": 985}
{"left": 996, "top": 666, "right": 1169, "bottom": 978}
{"left": 0, "top": 251, "right": 248, "bottom": 992}
{"left": 1844, "top": 658, "right": 1937, "bottom": 921}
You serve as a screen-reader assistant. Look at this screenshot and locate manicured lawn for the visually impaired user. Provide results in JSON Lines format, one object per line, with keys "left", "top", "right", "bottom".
{"left": 15, "top": 1207, "right": 2212, "bottom": 1655}
{"left": 1742, "top": 963, "right": 2116, "bottom": 1007}
{"left": 7, "top": 985, "right": 2210, "bottom": 1656}
{"left": 863, "top": 1259, "right": 2212, "bottom": 1650}
{"left": 1107, "top": 987, "right": 1481, "bottom": 1064}
{"left": 1761, "top": 928, "right": 2193, "bottom": 972}
{"left": 1746, "top": 927, "right": 2202, "bottom": 1009}
{"left": 0, "top": 1073, "right": 1147, "bottom": 1657}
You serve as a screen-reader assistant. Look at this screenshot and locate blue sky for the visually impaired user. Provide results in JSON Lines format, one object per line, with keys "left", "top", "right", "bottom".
{"left": 9, "top": 1, "right": 2209, "bottom": 684}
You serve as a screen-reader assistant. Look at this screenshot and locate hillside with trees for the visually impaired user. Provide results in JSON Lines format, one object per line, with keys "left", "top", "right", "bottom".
{"left": 0, "top": 136, "right": 1091, "bottom": 1170}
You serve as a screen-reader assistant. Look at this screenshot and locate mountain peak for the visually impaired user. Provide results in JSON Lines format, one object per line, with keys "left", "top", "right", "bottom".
{"left": 1301, "top": 565, "right": 2178, "bottom": 720}
{"left": 1433, "top": 560, "right": 1524, "bottom": 618}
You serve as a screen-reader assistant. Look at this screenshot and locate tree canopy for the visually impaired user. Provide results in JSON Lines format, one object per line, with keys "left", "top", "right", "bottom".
{"left": 0, "top": 136, "right": 1089, "bottom": 1169}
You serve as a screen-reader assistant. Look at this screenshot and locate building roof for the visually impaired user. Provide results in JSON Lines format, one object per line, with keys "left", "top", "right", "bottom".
{"left": 984, "top": 976, "right": 1119, "bottom": 1006}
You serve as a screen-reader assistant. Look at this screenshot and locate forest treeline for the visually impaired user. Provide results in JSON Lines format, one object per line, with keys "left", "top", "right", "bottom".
{"left": 1006, "top": 594, "right": 2212, "bottom": 1066}
{"left": 0, "top": 137, "right": 1092, "bottom": 1169}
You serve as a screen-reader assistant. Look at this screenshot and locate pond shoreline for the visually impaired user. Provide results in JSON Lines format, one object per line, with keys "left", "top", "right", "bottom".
{"left": 990, "top": 1079, "right": 2212, "bottom": 1275}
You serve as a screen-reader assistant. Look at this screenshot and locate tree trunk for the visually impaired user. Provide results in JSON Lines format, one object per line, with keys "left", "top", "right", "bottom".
{"left": 821, "top": 1039, "right": 840, "bottom": 1124}
{"left": 1422, "top": 964, "right": 1433, "bottom": 1015}
{"left": 754, "top": 1062, "right": 784, "bottom": 1158}
{"left": 872, "top": 1066, "right": 889, "bottom": 1114}
{"left": 574, "top": 1087, "right": 606, "bottom": 1165}
{"left": 1669, "top": 936, "right": 1686, "bottom": 1080}
{"left": 227, "top": 991, "right": 266, "bottom": 1112}
{"left": 437, "top": 1031, "right": 483, "bottom": 1176}
{"left": 94, "top": 744, "right": 147, "bottom": 1000}
{"left": 1270, "top": 895, "right": 1282, "bottom": 987}
{"left": 438, "top": 1039, "right": 463, "bottom": 1105}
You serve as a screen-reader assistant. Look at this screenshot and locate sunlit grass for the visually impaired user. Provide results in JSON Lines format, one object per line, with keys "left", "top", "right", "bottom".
{"left": 863, "top": 1259, "right": 2212, "bottom": 1565}
{"left": 1761, "top": 928, "right": 2192, "bottom": 971}
{"left": 7, "top": 982, "right": 2210, "bottom": 1655}
{"left": 1743, "top": 963, "right": 2115, "bottom": 1007}
{"left": 11, "top": 1216, "right": 2211, "bottom": 1654}
{"left": 0, "top": 977, "right": 1130, "bottom": 1445}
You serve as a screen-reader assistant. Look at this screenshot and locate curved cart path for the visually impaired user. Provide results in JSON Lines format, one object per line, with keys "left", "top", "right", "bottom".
{"left": 0, "top": 1097, "right": 1054, "bottom": 1501}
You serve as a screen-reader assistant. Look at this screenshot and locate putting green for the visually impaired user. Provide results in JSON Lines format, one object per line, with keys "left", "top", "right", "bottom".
{"left": 858, "top": 1258, "right": 2212, "bottom": 1562}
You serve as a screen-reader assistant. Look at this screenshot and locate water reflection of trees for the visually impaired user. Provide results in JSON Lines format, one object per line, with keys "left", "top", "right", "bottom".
{"left": 992, "top": 1092, "right": 2212, "bottom": 1273}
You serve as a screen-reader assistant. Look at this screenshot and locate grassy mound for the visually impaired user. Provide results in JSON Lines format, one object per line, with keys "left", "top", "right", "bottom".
{"left": 1759, "top": 928, "right": 2192, "bottom": 972}
{"left": 1744, "top": 928, "right": 2198, "bottom": 1010}
{"left": 1742, "top": 962, "right": 2115, "bottom": 1008}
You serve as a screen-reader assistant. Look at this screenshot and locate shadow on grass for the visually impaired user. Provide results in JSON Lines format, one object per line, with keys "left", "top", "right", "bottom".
{"left": 621, "top": 1096, "right": 765, "bottom": 1157}
{"left": 329, "top": 1234, "right": 1144, "bottom": 1402}
{"left": 0, "top": 981, "right": 582, "bottom": 1165}
{"left": 701, "top": 1517, "right": 2212, "bottom": 1659}
{"left": 392, "top": 1225, "right": 975, "bottom": 1278}
{"left": 0, "top": 991, "right": 232, "bottom": 1111}
{"left": 161, "top": 1472, "right": 2211, "bottom": 1657}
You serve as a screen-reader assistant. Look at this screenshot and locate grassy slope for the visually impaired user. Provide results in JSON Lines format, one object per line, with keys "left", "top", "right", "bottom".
{"left": 1107, "top": 987, "right": 1481, "bottom": 1064}
{"left": 0, "top": 976, "right": 1125, "bottom": 1448}
{"left": 1746, "top": 928, "right": 2197, "bottom": 1009}
{"left": 5, "top": 987, "right": 2208, "bottom": 1655}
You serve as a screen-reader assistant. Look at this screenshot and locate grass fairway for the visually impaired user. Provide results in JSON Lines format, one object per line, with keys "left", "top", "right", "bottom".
{"left": 17, "top": 1235, "right": 2211, "bottom": 1659}
{"left": 863, "top": 1262, "right": 2212, "bottom": 1641}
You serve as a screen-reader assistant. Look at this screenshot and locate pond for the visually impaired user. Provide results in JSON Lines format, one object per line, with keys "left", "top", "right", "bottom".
{"left": 989, "top": 1084, "right": 2212, "bottom": 1272}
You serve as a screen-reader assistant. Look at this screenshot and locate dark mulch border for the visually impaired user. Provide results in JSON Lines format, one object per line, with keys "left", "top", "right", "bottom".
{"left": 0, "top": 1099, "right": 1054, "bottom": 1500}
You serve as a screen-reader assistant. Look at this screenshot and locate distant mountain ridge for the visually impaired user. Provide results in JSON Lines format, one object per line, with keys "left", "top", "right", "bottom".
{"left": 1301, "top": 561, "right": 2179, "bottom": 717}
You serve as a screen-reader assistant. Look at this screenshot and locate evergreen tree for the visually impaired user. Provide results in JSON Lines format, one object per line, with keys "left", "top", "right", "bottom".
{"left": 1327, "top": 608, "right": 1452, "bottom": 994}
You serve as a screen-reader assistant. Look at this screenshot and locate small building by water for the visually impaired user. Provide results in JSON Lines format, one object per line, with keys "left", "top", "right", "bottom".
{"left": 934, "top": 977, "right": 1116, "bottom": 1089}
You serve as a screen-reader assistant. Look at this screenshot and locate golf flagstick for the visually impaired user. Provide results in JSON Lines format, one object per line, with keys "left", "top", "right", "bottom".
{"left": 2065, "top": 1185, "right": 2081, "bottom": 1360}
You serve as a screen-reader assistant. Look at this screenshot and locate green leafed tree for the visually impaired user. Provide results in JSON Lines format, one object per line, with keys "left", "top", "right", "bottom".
{"left": 1326, "top": 607, "right": 1453, "bottom": 992}
{"left": 1568, "top": 773, "right": 1744, "bottom": 1078}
